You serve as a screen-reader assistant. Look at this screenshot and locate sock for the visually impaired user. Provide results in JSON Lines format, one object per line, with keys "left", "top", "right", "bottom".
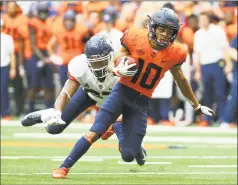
{"left": 60, "top": 136, "right": 92, "bottom": 168}
{"left": 113, "top": 122, "right": 124, "bottom": 149}
{"left": 45, "top": 100, "right": 54, "bottom": 109}
{"left": 29, "top": 100, "right": 35, "bottom": 113}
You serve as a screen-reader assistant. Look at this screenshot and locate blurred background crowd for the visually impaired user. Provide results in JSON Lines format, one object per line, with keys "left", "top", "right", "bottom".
{"left": 0, "top": 1, "right": 237, "bottom": 128}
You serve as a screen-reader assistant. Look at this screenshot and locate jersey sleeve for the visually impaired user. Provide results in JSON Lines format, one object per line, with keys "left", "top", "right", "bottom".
{"left": 171, "top": 43, "right": 188, "bottom": 68}
{"left": 177, "top": 45, "right": 187, "bottom": 65}
{"left": 67, "top": 55, "right": 86, "bottom": 82}
{"left": 120, "top": 28, "right": 136, "bottom": 54}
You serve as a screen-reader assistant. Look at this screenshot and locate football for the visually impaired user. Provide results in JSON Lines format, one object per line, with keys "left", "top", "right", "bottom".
{"left": 115, "top": 56, "right": 138, "bottom": 71}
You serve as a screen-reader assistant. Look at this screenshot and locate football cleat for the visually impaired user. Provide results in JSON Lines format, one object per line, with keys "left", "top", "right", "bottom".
{"left": 21, "top": 108, "right": 54, "bottom": 127}
{"left": 135, "top": 146, "right": 147, "bottom": 166}
{"left": 52, "top": 168, "right": 70, "bottom": 179}
{"left": 101, "top": 124, "right": 115, "bottom": 140}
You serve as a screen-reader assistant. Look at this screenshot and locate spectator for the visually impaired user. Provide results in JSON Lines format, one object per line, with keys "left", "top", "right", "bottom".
{"left": 221, "top": 36, "right": 238, "bottom": 128}
{"left": 26, "top": 1, "right": 55, "bottom": 112}
{"left": 3, "top": 2, "right": 31, "bottom": 116}
{"left": 97, "top": 12, "right": 123, "bottom": 52}
{"left": 47, "top": 10, "right": 90, "bottom": 87}
{"left": 194, "top": 12, "right": 231, "bottom": 126}
{"left": 1, "top": 18, "right": 16, "bottom": 120}
{"left": 115, "top": 2, "right": 138, "bottom": 32}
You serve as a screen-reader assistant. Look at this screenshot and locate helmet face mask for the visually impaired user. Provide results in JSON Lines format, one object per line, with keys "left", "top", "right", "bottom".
{"left": 37, "top": 2, "right": 49, "bottom": 20}
{"left": 148, "top": 8, "right": 180, "bottom": 49}
{"left": 155, "top": 25, "right": 174, "bottom": 47}
{"left": 87, "top": 52, "right": 113, "bottom": 79}
{"left": 85, "top": 36, "right": 114, "bottom": 80}
{"left": 63, "top": 19, "right": 75, "bottom": 30}
{"left": 63, "top": 10, "right": 76, "bottom": 30}
{"left": 38, "top": 10, "right": 48, "bottom": 20}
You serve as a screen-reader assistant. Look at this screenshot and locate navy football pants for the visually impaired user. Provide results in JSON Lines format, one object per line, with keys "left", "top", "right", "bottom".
{"left": 46, "top": 87, "right": 96, "bottom": 134}
{"left": 25, "top": 50, "right": 54, "bottom": 89}
{"left": 224, "top": 71, "right": 237, "bottom": 123}
{"left": 90, "top": 83, "right": 150, "bottom": 162}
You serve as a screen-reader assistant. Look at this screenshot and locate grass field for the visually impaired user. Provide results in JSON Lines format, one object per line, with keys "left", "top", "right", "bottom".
{"left": 1, "top": 120, "right": 237, "bottom": 184}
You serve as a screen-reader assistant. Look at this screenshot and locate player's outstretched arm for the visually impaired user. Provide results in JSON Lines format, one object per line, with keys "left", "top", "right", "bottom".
{"left": 170, "top": 65, "right": 216, "bottom": 117}
{"left": 54, "top": 79, "right": 80, "bottom": 112}
{"left": 29, "top": 27, "right": 47, "bottom": 62}
{"left": 41, "top": 79, "right": 80, "bottom": 126}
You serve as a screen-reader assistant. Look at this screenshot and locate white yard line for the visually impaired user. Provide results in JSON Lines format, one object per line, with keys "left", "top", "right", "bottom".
{"left": 1, "top": 121, "right": 237, "bottom": 134}
{"left": 1, "top": 156, "right": 237, "bottom": 159}
{"left": 117, "top": 161, "right": 172, "bottom": 165}
{"left": 1, "top": 172, "right": 237, "bottom": 175}
{"left": 188, "top": 165, "right": 237, "bottom": 168}
{"left": 11, "top": 133, "right": 237, "bottom": 144}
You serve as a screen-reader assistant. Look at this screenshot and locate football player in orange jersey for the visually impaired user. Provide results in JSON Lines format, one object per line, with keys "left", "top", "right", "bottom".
{"left": 3, "top": 2, "right": 31, "bottom": 116}
{"left": 47, "top": 10, "right": 90, "bottom": 87}
{"left": 26, "top": 1, "right": 55, "bottom": 113}
{"left": 52, "top": 8, "right": 215, "bottom": 178}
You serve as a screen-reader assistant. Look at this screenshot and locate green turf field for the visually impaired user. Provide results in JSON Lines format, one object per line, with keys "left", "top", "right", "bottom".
{"left": 1, "top": 121, "right": 237, "bottom": 184}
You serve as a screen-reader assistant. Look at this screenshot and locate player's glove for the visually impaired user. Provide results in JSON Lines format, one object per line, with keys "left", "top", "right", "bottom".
{"left": 41, "top": 109, "right": 66, "bottom": 127}
{"left": 195, "top": 104, "right": 216, "bottom": 117}
{"left": 113, "top": 59, "right": 137, "bottom": 77}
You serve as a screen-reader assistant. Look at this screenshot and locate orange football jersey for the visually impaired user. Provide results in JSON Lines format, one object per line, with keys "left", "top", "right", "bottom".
{"left": 53, "top": 20, "right": 89, "bottom": 65}
{"left": 28, "top": 18, "right": 53, "bottom": 50}
{"left": 3, "top": 14, "right": 32, "bottom": 59}
{"left": 120, "top": 28, "right": 187, "bottom": 98}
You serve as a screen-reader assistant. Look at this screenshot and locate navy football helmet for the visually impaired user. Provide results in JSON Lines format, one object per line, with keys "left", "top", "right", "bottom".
{"left": 37, "top": 1, "right": 49, "bottom": 20}
{"left": 84, "top": 35, "right": 114, "bottom": 80}
{"left": 63, "top": 10, "right": 76, "bottom": 30}
{"left": 148, "top": 8, "right": 180, "bottom": 49}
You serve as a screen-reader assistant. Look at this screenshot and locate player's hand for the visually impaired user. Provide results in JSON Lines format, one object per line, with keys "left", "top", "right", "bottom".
{"left": 41, "top": 110, "right": 66, "bottom": 127}
{"left": 112, "top": 62, "right": 137, "bottom": 77}
{"left": 195, "top": 104, "right": 216, "bottom": 117}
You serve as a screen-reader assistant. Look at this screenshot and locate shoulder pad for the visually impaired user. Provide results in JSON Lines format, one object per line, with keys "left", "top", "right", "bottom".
{"left": 68, "top": 54, "right": 87, "bottom": 79}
